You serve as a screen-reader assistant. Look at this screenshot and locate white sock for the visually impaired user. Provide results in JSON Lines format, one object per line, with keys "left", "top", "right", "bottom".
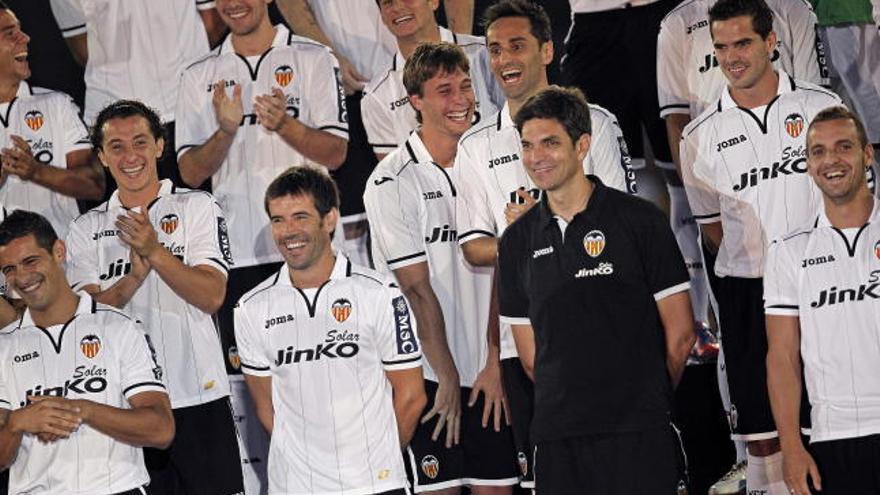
{"left": 736, "top": 440, "right": 748, "bottom": 463}
{"left": 746, "top": 451, "right": 788, "bottom": 495}
{"left": 665, "top": 183, "right": 710, "bottom": 323}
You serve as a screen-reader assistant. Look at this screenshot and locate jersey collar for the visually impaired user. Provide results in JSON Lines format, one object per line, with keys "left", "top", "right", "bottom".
{"left": 404, "top": 131, "right": 435, "bottom": 164}
{"left": 107, "top": 179, "right": 175, "bottom": 211}
{"left": 14, "top": 81, "right": 33, "bottom": 99}
{"left": 719, "top": 70, "right": 794, "bottom": 112}
{"left": 537, "top": 175, "right": 608, "bottom": 230}
{"left": 815, "top": 196, "right": 880, "bottom": 229}
{"left": 19, "top": 292, "right": 95, "bottom": 331}
{"left": 499, "top": 102, "right": 514, "bottom": 131}
{"left": 393, "top": 26, "right": 455, "bottom": 72}
{"left": 220, "top": 24, "right": 291, "bottom": 56}
{"left": 277, "top": 251, "right": 353, "bottom": 288}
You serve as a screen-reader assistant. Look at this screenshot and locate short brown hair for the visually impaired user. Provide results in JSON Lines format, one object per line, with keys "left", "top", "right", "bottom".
{"left": 807, "top": 106, "right": 869, "bottom": 151}
{"left": 264, "top": 166, "right": 340, "bottom": 218}
{"left": 403, "top": 42, "right": 470, "bottom": 123}
{"left": 515, "top": 85, "right": 592, "bottom": 143}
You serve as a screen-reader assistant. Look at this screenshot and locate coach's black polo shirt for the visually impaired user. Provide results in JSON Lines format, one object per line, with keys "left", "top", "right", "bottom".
{"left": 498, "top": 176, "right": 690, "bottom": 443}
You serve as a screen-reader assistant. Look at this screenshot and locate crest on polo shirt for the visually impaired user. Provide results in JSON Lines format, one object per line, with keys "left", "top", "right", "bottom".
{"left": 785, "top": 113, "right": 804, "bottom": 138}
{"left": 160, "top": 213, "right": 179, "bottom": 234}
{"left": 331, "top": 298, "right": 352, "bottom": 323}
{"left": 24, "top": 110, "right": 44, "bottom": 131}
{"left": 583, "top": 230, "right": 606, "bottom": 258}
{"left": 420, "top": 455, "right": 440, "bottom": 479}
{"left": 80, "top": 334, "right": 101, "bottom": 359}
{"left": 275, "top": 65, "right": 294, "bottom": 87}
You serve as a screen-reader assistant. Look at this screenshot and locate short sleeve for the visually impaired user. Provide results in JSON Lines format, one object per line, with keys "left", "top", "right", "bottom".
{"left": 362, "top": 89, "right": 399, "bottom": 155}
{"left": 60, "top": 95, "right": 91, "bottom": 154}
{"left": 119, "top": 319, "right": 168, "bottom": 400}
{"left": 455, "top": 140, "right": 497, "bottom": 244}
{"left": 786, "top": 2, "right": 829, "bottom": 87}
{"left": 65, "top": 217, "right": 101, "bottom": 291}
{"left": 637, "top": 206, "right": 691, "bottom": 300}
{"left": 233, "top": 301, "right": 272, "bottom": 376}
{"left": 374, "top": 286, "right": 422, "bottom": 371}
{"left": 50, "top": 0, "right": 87, "bottom": 38}
{"left": 195, "top": 0, "right": 216, "bottom": 10}
{"left": 498, "top": 228, "right": 530, "bottom": 325}
{"left": 364, "top": 169, "right": 428, "bottom": 270}
{"left": 0, "top": 350, "right": 10, "bottom": 409}
{"left": 657, "top": 16, "right": 692, "bottom": 118}
{"left": 176, "top": 68, "right": 214, "bottom": 158}
{"left": 680, "top": 131, "right": 721, "bottom": 224}
{"left": 304, "top": 47, "right": 349, "bottom": 140}
{"left": 586, "top": 107, "right": 637, "bottom": 194}
{"left": 184, "top": 194, "right": 233, "bottom": 274}
{"left": 764, "top": 239, "right": 800, "bottom": 316}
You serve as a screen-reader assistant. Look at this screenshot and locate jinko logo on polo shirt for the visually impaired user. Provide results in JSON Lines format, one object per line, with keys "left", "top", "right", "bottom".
{"left": 575, "top": 262, "right": 614, "bottom": 278}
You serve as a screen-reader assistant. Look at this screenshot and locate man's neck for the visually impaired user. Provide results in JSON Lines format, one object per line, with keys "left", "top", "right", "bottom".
{"left": 0, "top": 78, "right": 20, "bottom": 103}
{"left": 31, "top": 291, "right": 79, "bottom": 328}
{"left": 232, "top": 23, "right": 277, "bottom": 57}
{"left": 825, "top": 190, "right": 874, "bottom": 229}
{"left": 289, "top": 252, "right": 336, "bottom": 289}
{"left": 418, "top": 126, "right": 460, "bottom": 168}
{"left": 398, "top": 24, "right": 442, "bottom": 60}
{"left": 547, "top": 175, "right": 593, "bottom": 222}
{"left": 508, "top": 79, "right": 549, "bottom": 119}
{"left": 119, "top": 181, "right": 162, "bottom": 210}
{"left": 729, "top": 70, "right": 779, "bottom": 109}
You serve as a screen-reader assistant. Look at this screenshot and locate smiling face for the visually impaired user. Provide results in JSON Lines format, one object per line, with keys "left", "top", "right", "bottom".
{"left": 486, "top": 16, "right": 551, "bottom": 102}
{"left": 807, "top": 118, "right": 874, "bottom": 204}
{"left": 711, "top": 15, "right": 776, "bottom": 92}
{"left": 378, "top": 0, "right": 439, "bottom": 41}
{"left": 520, "top": 117, "right": 590, "bottom": 192}
{"left": 0, "top": 234, "right": 66, "bottom": 312}
{"left": 0, "top": 9, "right": 30, "bottom": 84}
{"left": 269, "top": 193, "right": 337, "bottom": 272}
{"left": 98, "top": 115, "right": 163, "bottom": 198}
{"left": 215, "top": 0, "right": 271, "bottom": 36}
{"left": 409, "top": 67, "right": 474, "bottom": 138}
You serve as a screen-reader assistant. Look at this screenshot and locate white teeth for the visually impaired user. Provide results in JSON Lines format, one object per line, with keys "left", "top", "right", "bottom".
{"left": 393, "top": 15, "right": 414, "bottom": 25}
{"left": 501, "top": 69, "right": 521, "bottom": 81}
{"left": 121, "top": 164, "right": 144, "bottom": 176}
{"left": 447, "top": 111, "right": 468, "bottom": 121}
{"left": 19, "top": 281, "right": 39, "bottom": 293}
{"left": 13, "top": 52, "right": 26, "bottom": 62}
{"left": 825, "top": 171, "right": 845, "bottom": 179}
{"left": 228, "top": 11, "right": 247, "bottom": 19}
{"left": 285, "top": 241, "right": 305, "bottom": 250}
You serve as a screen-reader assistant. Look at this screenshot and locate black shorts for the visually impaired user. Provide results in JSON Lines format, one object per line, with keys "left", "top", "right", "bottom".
{"left": 561, "top": 0, "right": 676, "bottom": 163}
{"left": 217, "top": 262, "right": 284, "bottom": 375}
{"left": 405, "top": 380, "right": 519, "bottom": 492}
{"left": 330, "top": 91, "right": 379, "bottom": 218}
{"left": 501, "top": 357, "right": 535, "bottom": 488}
{"left": 144, "top": 398, "right": 244, "bottom": 495}
{"left": 534, "top": 426, "right": 685, "bottom": 494}
{"left": 809, "top": 434, "right": 880, "bottom": 494}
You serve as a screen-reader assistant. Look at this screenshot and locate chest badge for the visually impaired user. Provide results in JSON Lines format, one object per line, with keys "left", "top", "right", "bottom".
{"left": 332, "top": 298, "right": 352, "bottom": 323}
{"left": 24, "top": 110, "right": 44, "bottom": 131}
{"left": 583, "top": 230, "right": 606, "bottom": 258}
{"left": 80, "top": 335, "right": 102, "bottom": 359}
{"left": 785, "top": 113, "right": 804, "bottom": 138}
{"left": 160, "top": 214, "right": 179, "bottom": 234}
{"left": 275, "top": 65, "right": 294, "bottom": 87}
{"left": 874, "top": 240, "right": 880, "bottom": 260}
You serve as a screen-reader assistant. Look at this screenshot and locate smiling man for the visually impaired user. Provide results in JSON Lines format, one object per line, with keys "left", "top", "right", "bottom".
{"left": 0, "top": 209, "right": 174, "bottom": 495}
{"left": 65, "top": 100, "right": 243, "bottom": 495}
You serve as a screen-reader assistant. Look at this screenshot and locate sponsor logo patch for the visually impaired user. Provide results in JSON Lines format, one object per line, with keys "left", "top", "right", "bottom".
{"left": 392, "top": 296, "right": 418, "bottom": 354}
{"left": 217, "top": 217, "right": 233, "bottom": 265}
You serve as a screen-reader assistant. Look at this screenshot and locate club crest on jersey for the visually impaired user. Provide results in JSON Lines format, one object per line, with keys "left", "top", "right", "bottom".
{"left": 80, "top": 335, "right": 101, "bottom": 359}
{"left": 421, "top": 455, "right": 440, "bottom": 479}
{"left": 785, "top": 113, "right": 805, "bottom": 138}
{"left": 583, "top": 230, "right": 606, "bottom": 258}
{"left": 228, "top": 345, "right": 241, "bottom": 370}
{"left": 275, "top": 66, "right": 294, "bottom": 87}
{"left": 160, "top": 213, "right": 179, "bottom": 234}
{"left": 24, "top": 110, "right": 44, "bottom": 131}
{"left": 875, "top": 240, "right": 880, "bottom": 260}
{"left": 517, "top": 452, "right": 529, "bottom": 477}
{"left": 331, "top": 298, "right": 352, "bottom": 323}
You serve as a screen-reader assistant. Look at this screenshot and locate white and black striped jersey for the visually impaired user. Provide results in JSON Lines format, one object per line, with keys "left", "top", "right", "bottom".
{"left": 307, "top": 0, "right": 397, "bottom": 82}
{"left": 680, "top": 73, "right": 840, "bottom": 278}
{"left": 764, "top": 200, "right": 880, "bottom": 443}
{"left": 364, "top": 132, "right": 494, "bottom": 387}
{"left": 658, "top": 0, "right": 828, "bottom": 119}
{"left": 361, "top": 27, "right": 504, "bottom": 156}
{"left": 49, "top": 0, "right": 214, "bottom": 123}
{"left": 0, "top": 294, "right": 166, "bottom": 495}
{"left": 455, "top": 102, "right": 636, "bottom": 360}
{"left": 176, "top": 25, "right": 349, "bottom": 268}
{"left": 234, "top": 254, "right": 420, "bottom": 495}
{"left": 65, "top": 180, "right": 232, "bottom": 408}
{"left": 0, "top": 82, "right": 91, "bottom": 240}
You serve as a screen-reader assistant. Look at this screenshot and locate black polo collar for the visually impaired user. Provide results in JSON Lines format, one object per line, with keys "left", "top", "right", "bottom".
{"left": 537, "top": 175, "right": 607, "bottom": 231}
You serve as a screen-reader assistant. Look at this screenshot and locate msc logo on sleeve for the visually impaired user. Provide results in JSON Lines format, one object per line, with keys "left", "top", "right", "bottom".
{"left": 217, "top": 217, "right": 233, "bottom": 265}
{"left": 392, "top": 296, "right": 418, "bottom": 354}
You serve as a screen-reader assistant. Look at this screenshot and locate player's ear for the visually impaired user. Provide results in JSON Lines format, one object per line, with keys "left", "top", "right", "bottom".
{"left": 155, "top": 137, "right": 165, "bottom": 159}
{"left": 541, "top": 40, "right": 554, "bottom": 66}
{"left": 575, "top": 133, "right": 591, "bottom": 162}
{"left": 322, "top": 207, "right": 340, "bottom": 235}
{"left": 51, "top": 239, "right": 66, "bottom": 263}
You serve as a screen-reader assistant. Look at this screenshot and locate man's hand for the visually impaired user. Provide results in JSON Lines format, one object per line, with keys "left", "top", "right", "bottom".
{"left": 335, "top": 53, "right": 369, "bottom": 95}
{"left": 504, "top": 188, "right": 538, "bottom": 226}
{"left": 254, "top": 88, "right": 291, "bottom": 133}
{"left": 783, "top": 444, "right": 822, "bottom": 495}
{"left": 421, "top": 371, "right": 461, "bottom": 448}
{"left": 212, "top": 80, "right": 243, "bottom": 136}
{"left": 116, "top": 209, "right": 161, "bottom": 260}
{"left": 129, "top": 246, "right": 152, "bottom": 283}
{"left": 1, "top": 135, "right": 40, "bottom": 181}
{"left": 468, "top": 357, "right": 509, "bottom": 432}
{"left": 10, "top": 396, "right": 82, "bottom": 438}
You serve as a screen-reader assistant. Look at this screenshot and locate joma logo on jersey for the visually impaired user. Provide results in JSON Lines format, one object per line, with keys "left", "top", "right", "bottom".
{"left": 99, "top": 258, "right": 132, "bottom": 281}
{"left": 488, "top": 153, "right": 520, "bottom": 168}
{"left": 389, "top": 96, "right": 410, "bottom": 111}
{"left": 423, "top": 190, "right": 443, "bottom": 200}
{"left": 264, "top": 314, "right": 295, "bottom": 329}
{"left": 802, "top": 254, "right": 835, "bottom": 268}
{"left": 274, "top": 342, "right": 359, "bottom": 365}
{"left": 206, "top": 80, "right": 237, "bottom": 92}
{"left": 92, "top": 229, "right": 119, "bottom": 241}
{"left": 24, "top": 110, "right": 44, "bottom": 131}
{"left": 732, "top": 157, "right": 808, "bottom": 191}
{"left": 716, "top": 134, "right": 748, "bottom": 152}
{"left": 13, "top": 351, "right": 39, "bottom": 364}
{"left": 810, "top": 283, "right": 880, "bottom": 308}
{"left": 532, "top": 246, "right": 554, "bottom": 259}
{"left": 425, "top": 225, "right": 457, "bottom": 243}
{"left": 393, "top": 296, "right": 418, "bottom": 354}
{"left": 686, "top": 19, "right": 708, "bottom": 34}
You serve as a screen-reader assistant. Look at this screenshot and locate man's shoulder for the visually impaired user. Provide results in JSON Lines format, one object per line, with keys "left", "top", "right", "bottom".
{"left": 23, "top": 86, "right": 78, "bottom": 108}
{"left": 661, "top": 0, "right": 707, "bottom": 27}
{"left": 348, "top": 263, "right": 397, "bottom": 292}
{"left": 682, "top": 102, "right": 721, "bottom": 140}
{"left": 368, "top": 147, "right": 414, "bottom": 184}
{"left": 459, "top": 112, "right": 505, "bottom": 149}
{"left": 788, "top": 78, "right": 840, "bottom": 105}
{"left": 363, "top": 55, "right": 399, "bottom": 96}
{"left": 238, "top": 270, "right": 285, "bottom": 308}
{"left": 183, "top": 45, "right": 224, "bottom": 75}
{"left": 73, "top": 201, "right": 112, "bottom": 227}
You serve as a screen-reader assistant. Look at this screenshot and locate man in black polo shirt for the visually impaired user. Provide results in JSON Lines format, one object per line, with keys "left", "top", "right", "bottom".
{"left": 497, "top": 86, "right": 696, "bottom": 493}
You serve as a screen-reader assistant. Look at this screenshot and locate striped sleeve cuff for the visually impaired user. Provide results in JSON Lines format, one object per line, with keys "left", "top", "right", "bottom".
{"left": 500, "top": 316, "right": 530, "bottom": 326}
{"left": 765, "top": 304, "right": 799, "bottom": 317}
{"left": 123, "top": 382, "right": 167, "bottom": 399}
{"left": 196, "top": 0, "right": 216, "bottom": 10}
{"left": 694, "top": 213, "right": 721, "bottom": 224}
{"left": 197, "top": 258, "right": 230, "bottom": 276}
{"left": 240, "top": 361, "right": 272, "bottom": 377}
{"left": 370, "top": 143, "right": 398, "bottom": 154}
{"left": 654, "top": 281, "right": 691, "bottom": 301}
{"left": 383, "top": 355, "right": 422, "bottom": 371}
{"left": 386, "top": 252, "right": 427, "bottom": 271}
{"left": 659, "top": 103, "right": 690, "bottom": 118}
{"left": 319, "top": 125, "right": 350, "bottom": 139}
{"left": 60, "top": 24, "right": 87, "bottom": 38}
{"left": 458, "top": 229, "right": 495, "bottom": 244}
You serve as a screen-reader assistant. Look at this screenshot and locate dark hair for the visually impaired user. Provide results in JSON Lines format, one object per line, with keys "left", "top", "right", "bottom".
{"left": 264, "top": 166, "right": 340, "bottom": 217}
{"left": 91, "top": 99, "right": 165, "bottom": 150}
{"left": 0, "top": 2, "right": 11, "bottom": 12}
{"left": 403, "top": 42, "right": 470, "bottom": 123}
{"left": 515, "top": 85, "right": 592, "bottom": 143}
{"left": 483, "top": 0, "right": 551, "bottom": 44}
{"left": 0, "top": 210, "right": 59, "bottom": 253}
{"left": 807, "top": 105, "right": 870, "bottom": 150}
{"left": 708, "top": 0, "right": 774, "bottom": 40}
